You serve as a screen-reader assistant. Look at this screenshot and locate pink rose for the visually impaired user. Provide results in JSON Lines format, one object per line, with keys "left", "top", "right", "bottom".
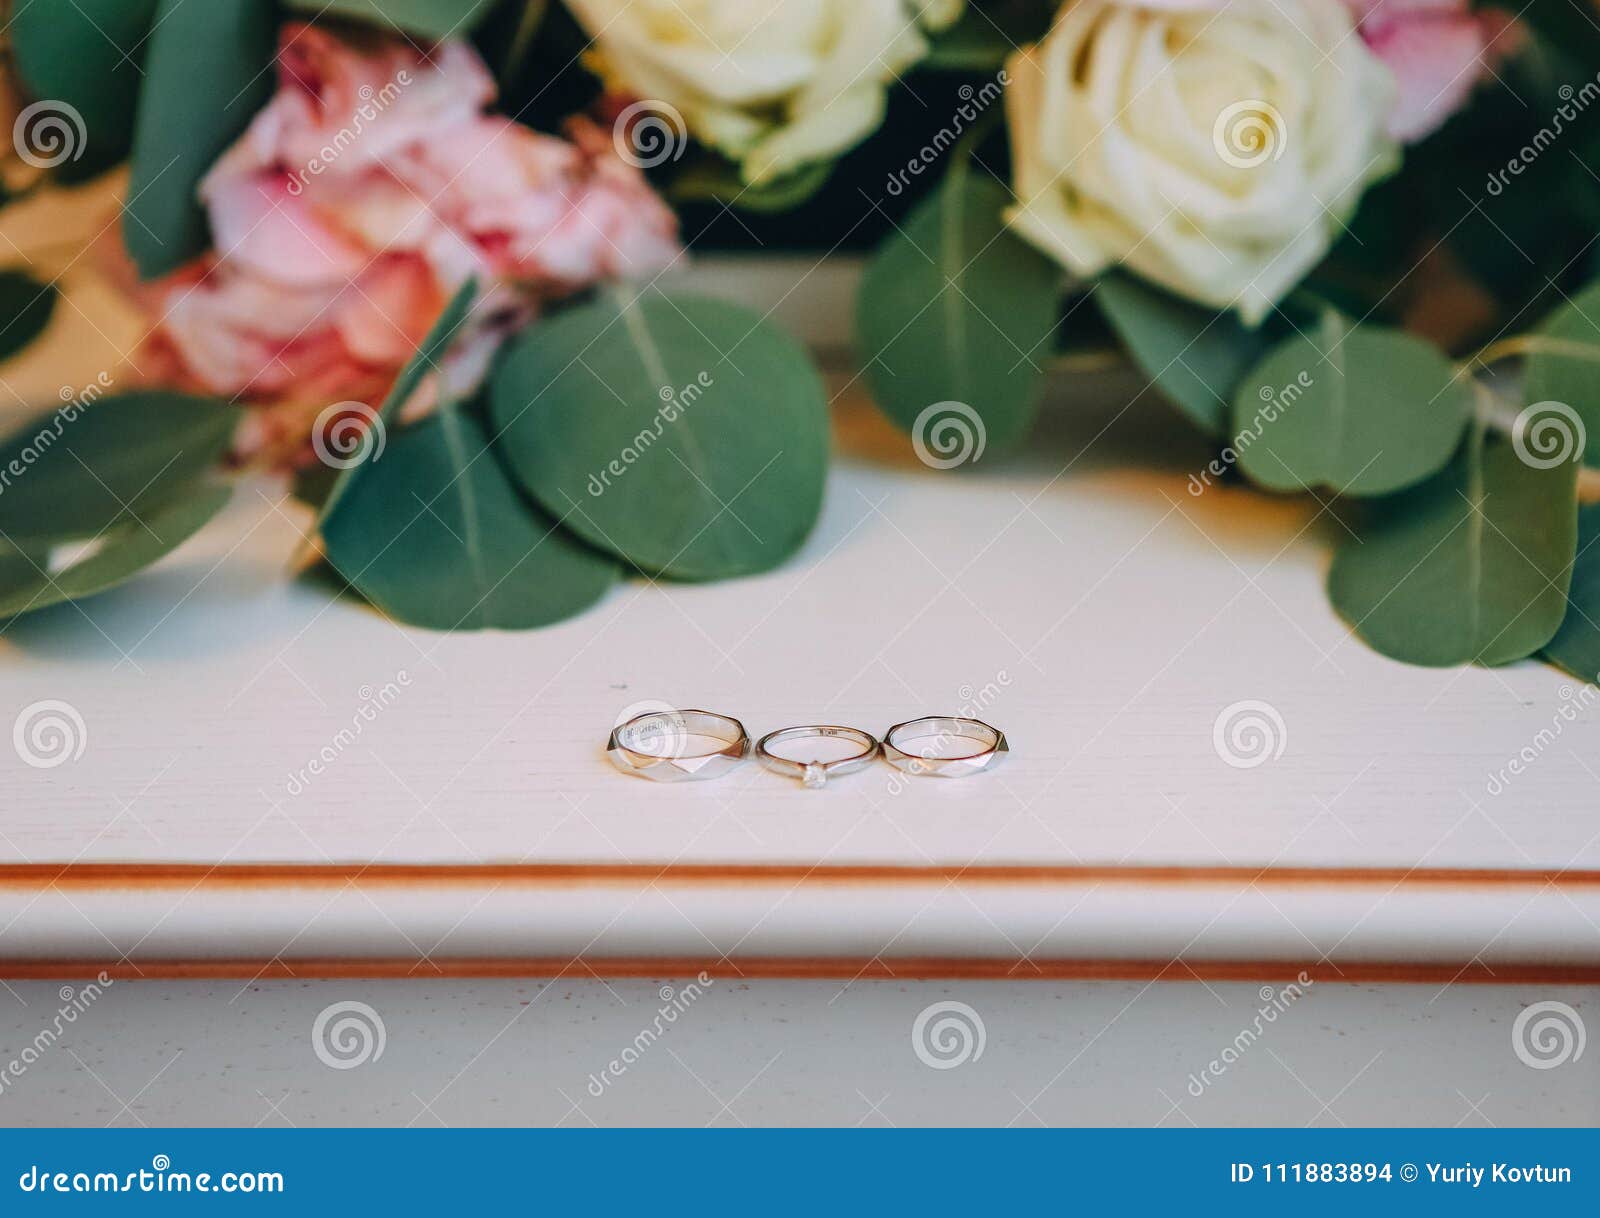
{"left": 1344, "top": 0, "right": 1519, "bottom": 142}
{"left": 129, "top": 23, "right": 681, "bottom": 461}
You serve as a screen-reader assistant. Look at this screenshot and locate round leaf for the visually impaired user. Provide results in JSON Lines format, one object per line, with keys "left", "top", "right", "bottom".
{"left": 10, "top": 0, "right": 159, "bottom": 178}
{"left": 1541, "top": 503, "right": 1600, "bottom": 681}
{"left": 1328, "top": 427, "right": 1578, "bottom": 667}
{"left": 0, "top": 482, "right": 231, "bottom": 618}
{"left": 1524, "top": 280, "right": 1600, "bottom": 468}
{"left": 857, "top": 170, "right": 1061, "bottom": 455}
{"left": 0, "top": 272, "right": 57, "bottom": 362}
{"left": 314, "top": 278, "right": 480, "bottom": 532}
{"left": 490, "top": 289, "right": 829, "bottom": 580}
{"left": 1096, "top": 272, "right": 1266, "bottom": 437}
{"left": 0, "top": 392, "right": 238, "bottom": 544}
{"left": 124, "top": 0, "right": 277, "bottom": 278}
{"left": 1235, "top": 314, "right": 1473, "bottom": 496}
{"left": 283, "top": 0, "right": 498, "bottom": 37}
{"left": 323, "top": 410, "right": 620, "bottom": 631}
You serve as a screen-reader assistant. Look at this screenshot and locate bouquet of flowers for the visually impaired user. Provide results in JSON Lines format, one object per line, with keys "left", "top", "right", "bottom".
{"left": 0, "top": 0, "right": 1597, "bottom": 679}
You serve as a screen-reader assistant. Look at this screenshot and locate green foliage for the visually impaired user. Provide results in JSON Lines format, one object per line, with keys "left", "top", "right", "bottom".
{"left": 669, "top": 158, "right": 834, "bottom": 213}
{"left": 491, "top": 288, "right": 829, "bottom": 579}
{"left": 1523, "top": 280, "right": 1600, "bottom": 468}
{"left": 0, "top": 392, "right": 237, "bottom": 615}
{"left": 283, "top": 0, "right": 499, "bottom": 37}
{"left": 921, "top": 1, "right": 1053, "bottom": 70}
{"left": 1232, "top": 313, "right": 1474, "bottom": 495}
{"left": 0, "top": 273, "right": 58, "bottom": 362}
{"left": 1327, "top": 424, "right": 1578, "bottom": 667}
{"left": 1096, "top": 273, "right": 1267, "bottom": 436}
{"left": 322, "top": 409, "right": 619, "bottom": 630}
{"left": 315, "top": 279, "right": 480, "bottom": 531}
{"left": 857, "top": 168, "right": 1061, "bottom": 455}
{"left": 10, "top": 0, "right": 159, "bottom": 179}
{"left": 1541, "top": 504, "right": 1600, "bottom": 681}
{"left": 0, "top": 392, "right": 237, "bottom": 543}
{"left": 0, "top": 484, "right": 231, "bottom": 618}
{"left": 124, "top": 0, "right": 277, "bottom": 278}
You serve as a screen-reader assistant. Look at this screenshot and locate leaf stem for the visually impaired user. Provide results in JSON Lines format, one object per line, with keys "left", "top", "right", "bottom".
{"left": 1461, "top": 334, "right": 1600, "bottom": 371}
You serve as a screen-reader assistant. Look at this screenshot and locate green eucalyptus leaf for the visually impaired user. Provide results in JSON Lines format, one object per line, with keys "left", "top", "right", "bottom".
{"left": 283, "top": 0, "right": 498, "bottom": 37}
{"left": 1235, "top": 314, "right": 1473, "bottom": 496}
{"left": 0, "top": 392, "right": 237, "bottom": 544}
{"left": 291, "top": 464, "right": 339, "bottom": 513}
{"left": 490, "top": 288, "right": 828, "bottom": 580}
{"left": 323, "top": 410, "right": 619, "bottom": 630}
{"left": 1540, "top": 504, "right": 1600, "bottom": 681}
{"left": 922, "top": 1, "right": 1053, "bottom": 70}
{"left": 0, "top": 272, "right": 57, "bottom": 362}
{"left": 1328, "top": 425, "right": 1578, "bottom": 667}
{"left": 1523, "top": 281, "right": 1600, "bottom": 468}
{"left": 10, "top": 0, "right": 159, "bottom": 178}
{"left": 669, "top": 157, "right": 833, "bottom": 213}
{"left": 314, "top": 278, "right": 479, "bottom": 532}
{"left": 858, "top": 169, "right": 1060, "bottom": 455}
{"left": 0, "top": 542, "right": 47, "bottom": 588}
{"left": 124, "top": 0, "right": 277, "bottom": 278}
{"left": 1096, "top": 272, "right": 1266, "bottom": 436}
{"left": 0, "top": 482, "right": 231, "bottom": 618}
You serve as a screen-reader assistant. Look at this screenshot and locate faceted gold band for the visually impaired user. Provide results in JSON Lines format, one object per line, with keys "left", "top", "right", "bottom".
{"left": 755, "top": 725, "right": 879, "bottom": 789}
{"left": 881, "top": 716, "right": 1008, "bottom": 779}
{"left": 606, "top": 709, "right": 750, "bottom": 782}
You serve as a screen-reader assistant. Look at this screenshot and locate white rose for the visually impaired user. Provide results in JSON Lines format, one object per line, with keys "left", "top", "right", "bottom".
{"left": 566, "top": 0, "right": 964, "bottom": 185}
{"left": 1004, "top": 0, "right": 1398, "bottom": 325}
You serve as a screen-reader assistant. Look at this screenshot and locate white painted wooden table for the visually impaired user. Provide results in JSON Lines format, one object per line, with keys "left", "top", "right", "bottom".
{"left": 1, "top": 256, "right": 1597, "bottom": 981}
{"left": 2, "top": 977, "right": 1596, "bottom": 1127}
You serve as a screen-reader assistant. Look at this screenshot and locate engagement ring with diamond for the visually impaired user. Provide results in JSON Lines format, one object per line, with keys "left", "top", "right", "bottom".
{"left": 755, "top": 725, "right": 879, "bottom": 790}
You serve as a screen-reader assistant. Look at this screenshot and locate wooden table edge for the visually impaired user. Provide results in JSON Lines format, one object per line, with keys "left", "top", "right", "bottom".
{"left": 4, "top": 956, "right": 1598, "bottom": 984}
{"left": 2, "top": 862, "right": 1598, "bottom": 889}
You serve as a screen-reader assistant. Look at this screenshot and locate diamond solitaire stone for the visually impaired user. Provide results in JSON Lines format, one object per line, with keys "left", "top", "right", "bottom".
{"left": 801, "top": 763, "right": 827, "bottom": 790}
